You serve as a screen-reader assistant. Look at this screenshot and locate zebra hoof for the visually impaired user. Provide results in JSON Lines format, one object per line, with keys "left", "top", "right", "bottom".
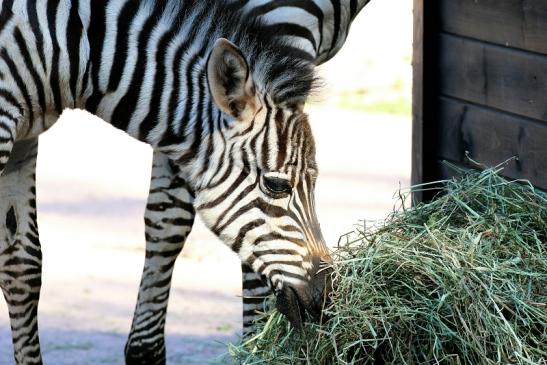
{"left": 124, "top": 341, "right": 166, "bottom": 365}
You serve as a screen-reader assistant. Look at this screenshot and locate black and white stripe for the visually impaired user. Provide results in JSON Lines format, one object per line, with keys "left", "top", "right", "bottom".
{"left": 233, "top": 0, "right": 370, "bottom": 64}
{"left": 0, "top": 1, "right": 368, "bottom": 364}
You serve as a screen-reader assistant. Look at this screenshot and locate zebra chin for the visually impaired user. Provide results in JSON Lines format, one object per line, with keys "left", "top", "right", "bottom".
{"left": 274, "top": 256, "right": 333, "bottom": 332}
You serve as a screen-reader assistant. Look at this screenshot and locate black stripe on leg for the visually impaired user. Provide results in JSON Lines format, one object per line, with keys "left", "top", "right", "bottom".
{"left": 6, "top": 205, "right": 17, "bottom": 237}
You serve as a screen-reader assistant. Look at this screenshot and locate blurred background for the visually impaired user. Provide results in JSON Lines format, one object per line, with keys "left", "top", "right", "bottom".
{"left": 0, "top": 1, "right": 412, "bottom": 364}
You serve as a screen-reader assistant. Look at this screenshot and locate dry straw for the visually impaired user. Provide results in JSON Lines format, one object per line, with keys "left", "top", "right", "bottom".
{"left": 230, "top": 166, "right": 547, "bottom": 364}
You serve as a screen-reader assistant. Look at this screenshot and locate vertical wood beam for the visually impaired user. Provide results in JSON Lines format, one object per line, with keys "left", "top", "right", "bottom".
{"left": 411, "top": 0, "right": 439, "bottom": 204}
{"left": 411, "top": 0, "right": 425, "bottom": 203}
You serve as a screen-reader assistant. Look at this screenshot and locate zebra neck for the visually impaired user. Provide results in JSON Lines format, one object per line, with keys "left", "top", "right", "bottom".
{"left": 82, "top": 1, "right": 226, "bottom": 160}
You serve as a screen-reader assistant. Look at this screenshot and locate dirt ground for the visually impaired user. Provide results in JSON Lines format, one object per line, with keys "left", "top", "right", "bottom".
{"left": 0, "top": 1, "right": 412, "bottom": 363}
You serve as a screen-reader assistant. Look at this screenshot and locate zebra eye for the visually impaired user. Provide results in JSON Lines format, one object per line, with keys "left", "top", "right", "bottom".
{"left": 263, "top": 175, "right": 292, "bottom": 196}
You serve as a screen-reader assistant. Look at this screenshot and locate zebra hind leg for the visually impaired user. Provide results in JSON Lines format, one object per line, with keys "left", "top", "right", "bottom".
{"left": 125, "top": 152, "right": 195, "bottom": 365}
{"left": 0, "top": 138, "right": 42, "bottom": 365}
{"left": 241, "top": 263, "right": 273, "bottom": 336}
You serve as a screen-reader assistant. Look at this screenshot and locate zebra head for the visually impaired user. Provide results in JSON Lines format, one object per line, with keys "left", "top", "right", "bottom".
{"left": 192, "top": 38, "right": 332, "bottom": 329}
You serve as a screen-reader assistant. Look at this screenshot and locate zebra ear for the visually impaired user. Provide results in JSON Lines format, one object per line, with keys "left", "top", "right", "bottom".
{"left": 207, "top": 38, "right": 257, "bottom": 120}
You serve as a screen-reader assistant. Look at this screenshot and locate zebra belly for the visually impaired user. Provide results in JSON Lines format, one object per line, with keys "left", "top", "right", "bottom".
{"left": 14, "top": 112, "right": 61, "bottom": 141}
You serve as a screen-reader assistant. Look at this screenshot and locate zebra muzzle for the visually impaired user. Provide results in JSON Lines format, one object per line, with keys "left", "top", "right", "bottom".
{"left": 275, "top": 258, "right": 334, "bottom": 331}
{"left": 275, "top": 285, "right": 306, "bottom": 332}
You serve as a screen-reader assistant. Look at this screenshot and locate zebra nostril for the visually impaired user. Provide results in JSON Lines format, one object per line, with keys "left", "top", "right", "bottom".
{"left": 314, "top": 267, "right": 333, "bottom": 306}
{"left": 309, "top": 258, "right": 334, "bottom": 317}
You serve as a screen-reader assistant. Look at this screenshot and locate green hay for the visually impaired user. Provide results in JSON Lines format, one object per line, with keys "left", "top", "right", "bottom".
{"left": 229, "top": 167, "right": 547, "bottom": 364}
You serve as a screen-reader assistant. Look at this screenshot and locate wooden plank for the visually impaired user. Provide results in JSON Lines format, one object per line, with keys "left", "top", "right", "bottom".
{"left": 436, "top": 97, "right": 547, "bottom": 191}
{"left": 411, "top": 0, "right": 440, "bottom": 203}
{"left": 438, "top": 34, "right": 547, "bottom": 122}
{"left": 411, "top": 0, "right": 425, "bottom": 203}
{"left": 439, "top": 0, "right": 547, "bottom": 55}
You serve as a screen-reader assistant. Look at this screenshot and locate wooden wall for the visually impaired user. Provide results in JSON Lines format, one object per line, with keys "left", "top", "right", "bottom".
{"left": 412, "top": 0, "right": 547, "bottom": 201}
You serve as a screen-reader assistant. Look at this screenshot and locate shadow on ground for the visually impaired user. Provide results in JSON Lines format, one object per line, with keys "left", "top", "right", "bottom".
{"left": 0, "top": 328, "right": 235, "bottom": 365}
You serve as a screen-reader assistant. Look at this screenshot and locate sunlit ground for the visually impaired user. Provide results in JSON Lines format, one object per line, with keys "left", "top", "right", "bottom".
{"left": 0, "top": 1, "right": 412, "bottom": 364}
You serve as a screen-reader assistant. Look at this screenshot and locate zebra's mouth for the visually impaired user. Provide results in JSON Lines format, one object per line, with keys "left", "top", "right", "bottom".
{"left": 275, "top": 286, "right": 306, "bottom": 332}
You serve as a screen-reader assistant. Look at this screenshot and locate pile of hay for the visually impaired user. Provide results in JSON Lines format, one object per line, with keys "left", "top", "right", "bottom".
{"left": 230, "top": 167, "right": 547, "bottom": 364}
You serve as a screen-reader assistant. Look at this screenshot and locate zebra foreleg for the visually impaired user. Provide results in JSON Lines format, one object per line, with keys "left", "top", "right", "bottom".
{"left": 125, "top": 152, "right": 195, "bottom": 365}
{"left": 241, "top": 263, "right": 272, "bottom": 336}
{"left": 0, "top": 138, "right": 42, "bottom": 365}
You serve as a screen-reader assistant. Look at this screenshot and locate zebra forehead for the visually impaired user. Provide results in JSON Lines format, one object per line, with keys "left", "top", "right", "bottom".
{"left": 295, "top": 115, "right": 317, "bottom": 166}
{"left": 280, "top": 113, "right": 317, "bottom": 174}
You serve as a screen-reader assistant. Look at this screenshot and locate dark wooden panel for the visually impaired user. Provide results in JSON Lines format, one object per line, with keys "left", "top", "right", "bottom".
{"left": 438, "top": 34, "right": 547, "bottom": 122}
{"left": 437, "top": 97, "right": 547, "bottom": 191}
{"left": 439, "top": 0, "right": 547, "bottom": 55}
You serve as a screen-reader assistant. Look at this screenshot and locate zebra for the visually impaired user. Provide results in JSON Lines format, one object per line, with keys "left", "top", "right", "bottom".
{"left": 0, "top": 0, "right": 368, "bottom": 364}
{"left": 126, "top": 0, "right": 371, "bottom": 363}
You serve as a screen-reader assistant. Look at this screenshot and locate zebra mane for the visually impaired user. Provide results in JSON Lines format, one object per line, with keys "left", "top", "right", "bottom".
{"left": 174, "top": 0, "right": 320, "bottom": 105}
{"left": 236, "top": 28, "right": 321, "bottom": 104}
